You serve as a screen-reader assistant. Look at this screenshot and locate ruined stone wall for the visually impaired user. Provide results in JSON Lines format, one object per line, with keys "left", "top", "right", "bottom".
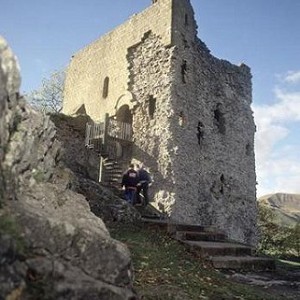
{"left": 63, "top": 0, "right": 257, "bottom": 245}
{"left": 169, "top": 41, "right": 257, "bottom": 244}
{"left": 127, "top": 32, "right": 176, "bottom": 208}
{"left": 127, "top": 0, "right": 257, "bottom": 245}
{"left": 164, "top": 0, "right": 257, "bottom": 244}
{"left": 63, "top": 0, "right": 173, "bottom": 122}
{"left": 171, "top": 0, "right": 198, "bottom": 47}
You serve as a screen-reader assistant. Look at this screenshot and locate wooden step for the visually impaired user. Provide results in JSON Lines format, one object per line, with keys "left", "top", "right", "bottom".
{"left": 103, "top": 163, "right": 115, "bottom": 167}
{"left": 105, "top": 172, "right": 123, "bottom": 177}
{"left": 184, "top": 241, "right": 253, "bottom": 257}
{"left": 104, "top": 166, "right": 121, "bottom": 170}
{"left": 176, "top": 231, "right": 226, "bottom": 242}
{"left": 107, "top": 168, "right": 123, "bottom": 173}
{"left": 211, "top": 256, "right": 276, "bottom": 271}
{"left": 103, "top": 182, "right": 122, "bottom": 189}
{"left": 108, "top": 178, "right": 121, "bottom": 182}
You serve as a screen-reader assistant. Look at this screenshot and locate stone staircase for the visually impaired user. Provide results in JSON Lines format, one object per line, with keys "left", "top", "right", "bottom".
{"left": 137, "top": 206, "right": 275, "bottom": 271}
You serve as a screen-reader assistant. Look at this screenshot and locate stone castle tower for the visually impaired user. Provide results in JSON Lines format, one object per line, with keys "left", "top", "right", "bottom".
{"left": 63, "top": 0, "right": 257, "bottom": 245}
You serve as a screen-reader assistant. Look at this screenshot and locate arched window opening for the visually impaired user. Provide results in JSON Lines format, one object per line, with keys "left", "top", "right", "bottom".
{"left": 102, "top": 77, "right": 109, "bottom": 98}
{"left": 181, "top": 60, "right": 187, "bottom": 83}
{"left": 185, "top": 14, "right": 189, "bottom": 26}
{"left": 246, "top": 143, "right": 252, "bottom": 156}
{"left": 148, "top": 96, "right": 156, "bottom": 120}
{"left": 179, "top": 111, "right": 187, "bottom": 127}
{"left": 197, "top": 121, "right": 204, "bottom": 145}
{"left": 219, "top": 174, "right": 225, "bottom": 194}
{"left": 220, "top": 174, "right": 225, "bottom": 183}
{"left": 214, "top": 103, "right": 226, "bottom": 134}
{"left": 183, "top": 37, "right": 189, "bottom": 49}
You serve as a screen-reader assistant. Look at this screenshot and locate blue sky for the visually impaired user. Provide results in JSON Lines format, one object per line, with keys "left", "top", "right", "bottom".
{"left": 1, "top": 0, "right": 300, "bottom": 196}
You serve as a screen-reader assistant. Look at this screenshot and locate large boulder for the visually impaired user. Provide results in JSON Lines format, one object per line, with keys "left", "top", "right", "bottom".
{"left": 0, "top": 36, "right": 137, "bottom": 299}
{"left": 0, "top": 36, "right": 22, "bottom": 202}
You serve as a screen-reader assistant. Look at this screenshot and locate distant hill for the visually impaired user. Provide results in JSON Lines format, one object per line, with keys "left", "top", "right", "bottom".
{"left": 258, "top": 193, "right": 300, "bottom": 227}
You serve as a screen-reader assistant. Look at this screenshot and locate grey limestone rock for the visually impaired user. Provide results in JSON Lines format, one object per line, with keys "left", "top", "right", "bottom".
{"left": 0, "top": 36, "right": 137, "bottom": 299}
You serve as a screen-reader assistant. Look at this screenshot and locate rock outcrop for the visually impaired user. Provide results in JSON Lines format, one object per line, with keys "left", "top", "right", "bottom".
{"left": 0, "top": 36, "right": 137, "bottom": 299}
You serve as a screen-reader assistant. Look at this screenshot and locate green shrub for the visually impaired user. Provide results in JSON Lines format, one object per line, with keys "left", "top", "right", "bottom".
{"left": 32, "top": 169, "right": 45, "bottom": 183}
{"left": 258, "top": 203, "right": 300, "bottom": 258}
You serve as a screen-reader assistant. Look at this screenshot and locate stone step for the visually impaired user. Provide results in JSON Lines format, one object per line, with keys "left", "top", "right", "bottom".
{"left": 184, "top": 241, "right": 253, "bottom": 257}
{"left": 140, "top": 219, "right": 219, "bottom": 235}
{"left": 168, "top": 223, "right": 218, "bottom": 234}
{"left": 210, "top": 256, "right": 276, "bottom": 271}
{"left": 141, "top": 214, "right": 162, "bottom": 220}
{"left": 176, "top": 231, "right": 226, "bottom": 242}
{"left": 141, "top": 218, "right": 169, "bottom": 230}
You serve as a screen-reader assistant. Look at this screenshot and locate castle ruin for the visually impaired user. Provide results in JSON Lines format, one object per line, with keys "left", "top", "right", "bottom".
{"left": 63, "top": 0, "right": 257, "bottom": 245}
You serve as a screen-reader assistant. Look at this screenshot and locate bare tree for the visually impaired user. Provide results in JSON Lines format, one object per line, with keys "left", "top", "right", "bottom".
{"left": 26, "top": 69, "right": 65, "bottom": 113}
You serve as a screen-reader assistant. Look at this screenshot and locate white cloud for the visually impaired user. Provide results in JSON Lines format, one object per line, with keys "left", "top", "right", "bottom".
{"left": 253, "top": 79, "right": 300, "bottom": 197}
{"left": 255, "top": 147, "right": 300, "bottom": 196}
{"left": 284, "top": 70, "right": 300, "bottom": 84}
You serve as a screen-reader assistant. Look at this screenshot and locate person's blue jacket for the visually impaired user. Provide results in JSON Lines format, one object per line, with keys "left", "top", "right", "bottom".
{"left": 121, "top": 168, "right": 139, "bottom": 188}
{"left": 137, "top": 169, "right": 151, "bottom": 184}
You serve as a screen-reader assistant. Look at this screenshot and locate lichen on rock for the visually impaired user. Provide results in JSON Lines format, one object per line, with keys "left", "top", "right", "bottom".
{"left": 0, "top": 36, "right": 137, "bottom": 300}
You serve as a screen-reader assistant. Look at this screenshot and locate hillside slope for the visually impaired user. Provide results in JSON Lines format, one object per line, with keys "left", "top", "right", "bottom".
{"left": 258, "top": 193, "right": 300, "bottom": 227}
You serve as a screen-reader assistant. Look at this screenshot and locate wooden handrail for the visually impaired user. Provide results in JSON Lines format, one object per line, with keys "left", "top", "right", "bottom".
{"left": 85, "top": 122, "right": 105, "bottom": 148}
{"left": 107, "top": 118, "right": 132, "bottom": 142}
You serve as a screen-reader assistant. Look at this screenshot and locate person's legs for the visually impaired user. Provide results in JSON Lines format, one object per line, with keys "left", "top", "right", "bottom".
{"left": 136, "top": 185, "right": 142, "bottom": 205}
{"left": 142, "top": 184, "right": 149, "bottom": 206}
{"left": 125, "top": 188, "right": 137, "bottom": 205}
{"left": 124, "top": 189, "right": 131, "bottom": 203}
{"left": 129, "top": 189, "right": 136, "bottom": 205}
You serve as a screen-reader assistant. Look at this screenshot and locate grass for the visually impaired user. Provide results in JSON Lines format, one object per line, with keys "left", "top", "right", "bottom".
{"left": 109, "top": 222, "right": 284, "bottom": 300}
{"left": 32, "top": 169, "right": 46, "bottom": 183}
{"left": 0, "top": 214, "right": 27, "bottom": 254}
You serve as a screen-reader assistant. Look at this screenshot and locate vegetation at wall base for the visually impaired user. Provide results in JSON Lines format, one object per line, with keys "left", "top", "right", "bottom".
{"left": 109, "top": 222, "right": 288, "bottom": 300}
{"left": 258, "top": 203, "right": 300, "bottom": 259}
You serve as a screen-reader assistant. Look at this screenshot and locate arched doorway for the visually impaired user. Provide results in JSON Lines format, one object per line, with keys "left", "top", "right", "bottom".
{"left": 115, "top": 104, "right": 132, "bottom": 124}
{"left": 109, "top": 104, "right": 133, "bottom": 162}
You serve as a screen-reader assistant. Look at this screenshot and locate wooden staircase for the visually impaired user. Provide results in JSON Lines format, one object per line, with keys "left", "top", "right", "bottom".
{"left": 138, "top": 206, "right": 275, "bottom": 271}
{"left": 102, "top": 159, "right": 127, "bottom": 188}
{"left": 85, "top": 113, "right": 133, "bottom": 187}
